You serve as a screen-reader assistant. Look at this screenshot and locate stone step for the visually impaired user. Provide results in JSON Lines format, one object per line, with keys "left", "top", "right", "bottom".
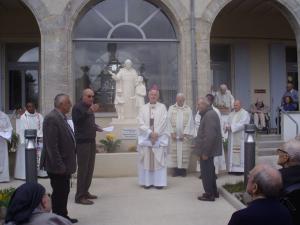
{"left": 256, "top": 140, "right": 284, "bottom": 148}
{"left": 257, "top": 147, "right": 277, "bottom": 156}
{"left": 257, "top": 155, "right": 280, "bottom": 169}
{"left": 256, "top": 134, "right": 281, "bottom": 141}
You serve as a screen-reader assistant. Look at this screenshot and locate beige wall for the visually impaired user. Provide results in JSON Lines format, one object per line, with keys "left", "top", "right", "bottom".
{"left": 249, "top": 41, "right": 270, "bottom": 107}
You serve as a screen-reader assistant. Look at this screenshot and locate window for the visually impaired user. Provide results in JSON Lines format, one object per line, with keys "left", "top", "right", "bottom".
{"left": 73, "top": 0, "right": 178, "bottom": 112}
{"left": 6, "top": 44, "right": 39, "bottom": 111}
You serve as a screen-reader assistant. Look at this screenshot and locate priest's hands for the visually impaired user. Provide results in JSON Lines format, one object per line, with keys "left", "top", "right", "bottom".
{"left": 150, "top": 132, "right": 158, "bottom": 145}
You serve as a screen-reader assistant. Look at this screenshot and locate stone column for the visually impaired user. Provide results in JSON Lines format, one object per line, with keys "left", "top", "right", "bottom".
{"left": 196, "top": 18, "right": 212, "bottom": 97}
{"left": 39, "top": 15, "right": 72, "bottom": 114}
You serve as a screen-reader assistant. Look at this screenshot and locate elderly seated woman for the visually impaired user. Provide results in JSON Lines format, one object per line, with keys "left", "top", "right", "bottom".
{"left": 5, "top": 183, "right": 71, "bottom": 225}
{"left": 250, "top": 99, "right": 269, "bottom": 130}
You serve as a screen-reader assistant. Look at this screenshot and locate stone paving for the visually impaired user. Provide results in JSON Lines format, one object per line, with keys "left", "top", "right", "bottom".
{"left": 0, "top": 174, "right": 243, "bottom": 225}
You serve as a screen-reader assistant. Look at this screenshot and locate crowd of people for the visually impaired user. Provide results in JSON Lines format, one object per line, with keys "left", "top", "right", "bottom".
{"left": 0, "top": 82, "right": 300, "bottom": 225}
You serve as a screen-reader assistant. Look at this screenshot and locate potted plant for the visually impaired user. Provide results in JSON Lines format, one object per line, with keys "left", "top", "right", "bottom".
{"left": 0, "top": 187, "right": 15, "bottom": 221}
{"left": 100, "top": 133, "right": 121, "bottom": 153}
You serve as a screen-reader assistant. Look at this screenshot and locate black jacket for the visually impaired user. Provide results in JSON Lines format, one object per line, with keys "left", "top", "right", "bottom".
{"left": 72, "top": 101, "right": 97, "bottom": 143}
{"left": 228, "top": 198, "right": 293, "bottom": 225}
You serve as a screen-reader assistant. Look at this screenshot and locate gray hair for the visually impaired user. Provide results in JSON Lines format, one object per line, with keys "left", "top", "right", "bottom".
{"left": 252, "top": 164, "right": 282, "bottom": 198}
{"left": 197, "top": 96, "right": 210, "bottom": 106}
{"left": 176, "top": 93, "right": 185, "bottom": 98}
{"left": 284, "top": 139, "right": 300, "bottom": 164}
{"left": 54, "top": 93, "right": 68, "bottom": 108}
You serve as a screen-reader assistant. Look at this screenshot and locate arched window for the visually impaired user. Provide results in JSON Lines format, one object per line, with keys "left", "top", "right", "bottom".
{"left": 73, "top": 0, "right": 178, "bottom": 112}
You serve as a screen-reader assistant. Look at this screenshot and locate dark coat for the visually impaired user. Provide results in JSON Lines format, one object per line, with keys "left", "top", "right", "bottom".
{"left": 227, "top": 198, "right": 293, "bottom": 225}
{"left": 41, "top": 109, "right": 76, "bottom": 175}
{"left": 280, "top": 165, "right": 300, "bottom": 190}
{"left": 193, "top": 107, "right": 222, "bottom": 158}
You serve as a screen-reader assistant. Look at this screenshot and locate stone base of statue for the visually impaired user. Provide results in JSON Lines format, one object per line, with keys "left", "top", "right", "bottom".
{"left": 110, "top": 118, "right": 139, "bottom": 152}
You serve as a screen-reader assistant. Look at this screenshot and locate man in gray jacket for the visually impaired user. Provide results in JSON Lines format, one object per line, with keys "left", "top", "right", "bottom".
{"left": 41, "top": 94, "right": 77, "bottom": 223}
{"left": 193, "top": 97, "right": 222, "bottom": 201}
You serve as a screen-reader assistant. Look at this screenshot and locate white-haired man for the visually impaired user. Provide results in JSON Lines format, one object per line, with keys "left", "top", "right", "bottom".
{"left": 215, "top": 84, "right": 235, "bottom": 115}
{"left": 225, "top": 100, "right": 250, "bottom": 173}
{"left": 228, "top": 164, "right": 293, "bottom": 225}
{"left": 137, "top": 89, "right": 169, "bottom": 189}
{"left": 277, "top": 138, "right": 300, "bottom": 189}
{"left": 167, "top": 93, "right": 195, "bottom": 177}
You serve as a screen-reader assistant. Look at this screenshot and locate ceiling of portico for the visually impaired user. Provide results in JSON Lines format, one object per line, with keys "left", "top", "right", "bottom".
{"left": 211, "top": 0, "right": 296, "bottom": 40}
{"left": 220, "top": 0, "right": 281, "bottom": 16}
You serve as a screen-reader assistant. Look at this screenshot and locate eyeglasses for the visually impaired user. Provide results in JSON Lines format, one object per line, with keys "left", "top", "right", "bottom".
{"left": 87, "top": 95, "right": 94, "bottom": 98}
{"left": 277, "top": 148, "right": 288, "bottom": 155}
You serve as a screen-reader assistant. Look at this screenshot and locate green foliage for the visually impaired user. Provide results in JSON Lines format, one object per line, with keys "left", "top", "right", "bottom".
{"left": 0, "top": 187, "right": 15, "bottom": 208}
{"left": 223, "top": 181, "right": 245, "bottom": 193}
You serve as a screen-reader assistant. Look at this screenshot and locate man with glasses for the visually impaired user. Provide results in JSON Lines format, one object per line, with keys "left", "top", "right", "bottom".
{"left": 72, "top": 88, "right": 102, "bottom": 205}
{"left": 277, "top": 139, "right": 300, "bottom": 189}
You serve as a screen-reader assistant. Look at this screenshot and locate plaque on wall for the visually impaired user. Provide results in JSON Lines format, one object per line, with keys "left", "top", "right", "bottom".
{"left": 254, "top": 89, "right": 266, "bottom": 94}
{"left": 121, "top": 128, "right": 138, "bottom": 140}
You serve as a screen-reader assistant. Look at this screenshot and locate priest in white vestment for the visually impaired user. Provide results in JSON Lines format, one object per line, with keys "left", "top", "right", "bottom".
{"left": 225, "top": 100, "right": 250, "bottom": 173}
{"left": 167, "top": 93, "right": 194, "bottom": 177}
{"left": 137, "top": 89, "right": 169, "bottom": 189}
{"left": 15, "top": 102, "right": 47, "bottom": 179}
{"left": 0, "top": 110, "right": 12, "bottom": 182}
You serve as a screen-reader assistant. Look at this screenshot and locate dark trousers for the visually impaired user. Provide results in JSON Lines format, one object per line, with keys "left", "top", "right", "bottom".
{"left": 48, "top": 173, "right": 71, "bottom": 217}
{"left": 75, "top": 141, "right": 96, "bottom": 201}
{"left": 200, "top": 157, "right": 217, "bottom": 195}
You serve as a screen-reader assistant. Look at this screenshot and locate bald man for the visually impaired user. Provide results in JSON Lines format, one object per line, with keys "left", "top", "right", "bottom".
{"left": 228, "top": 164, "right": 293, "bottom": 225}
{"left": 72, "top": 89, "right": 102, "bottom": 205}
{"left": 225, "top": 100, "right": 250, "bottom": 173}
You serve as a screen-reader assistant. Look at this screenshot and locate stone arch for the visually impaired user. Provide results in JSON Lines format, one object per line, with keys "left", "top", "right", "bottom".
{"left": 197, "top": 0, "right": 300, "bottom": 96}
{"left": 64, "top": 0, "right": 193, "bottom": 106}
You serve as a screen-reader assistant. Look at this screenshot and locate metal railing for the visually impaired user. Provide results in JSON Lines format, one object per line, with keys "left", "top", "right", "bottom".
{"left": 278, "top": 107, "right": 299, "bottom": 137}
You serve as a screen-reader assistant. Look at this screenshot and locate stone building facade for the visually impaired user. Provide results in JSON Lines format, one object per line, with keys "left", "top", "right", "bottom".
{"left": 1, "top": 0, "right": 300, "bottom": 128}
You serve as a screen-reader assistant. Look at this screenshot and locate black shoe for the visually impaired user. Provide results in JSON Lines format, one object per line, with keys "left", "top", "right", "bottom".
{"left": 64, "top": 216, "right": 78, "bottom": 224}
{"left": 172, "top": 168, "right": 179, "bottom": 177}
{"left": 180, "top": 169, "right": 187, "bottom": 177}
{"left": 154, "top": 186, "right": 164, "bottom": 190}
{"left": 143, "top": 185, "right": 152, "bottom": 189}
{"left": 197, "top": 194, "right": 215, "bottom": 202}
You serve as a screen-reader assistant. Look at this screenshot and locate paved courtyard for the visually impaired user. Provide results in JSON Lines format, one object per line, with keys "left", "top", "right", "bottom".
{"left": 1, "top": 174, "right": 242, "bottom": 225}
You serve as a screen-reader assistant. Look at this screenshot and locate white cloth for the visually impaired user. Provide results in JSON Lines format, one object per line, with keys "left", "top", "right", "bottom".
{"left": 227, "top": 108, "right": 250, "bottom": 172}
{"left": 15, "top": 111, "right": 47, "bottom": 179}
{"left": 0, "top": 111, "right": 12, "bottom": 182}
{"left": 137, "top": 102, "right": 169, "bottom": 186}
{"left": 167, "top": 104, "right": 194, "bottom": 169}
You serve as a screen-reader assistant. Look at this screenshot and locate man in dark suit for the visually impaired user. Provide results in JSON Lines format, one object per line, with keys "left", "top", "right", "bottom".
{"left": 193, "top": 97, "right": 222, "bottom": 201}
{"left": 41, "top": 93, "right": 77, "bottom": 224}
{"left": 227, "top": 164, "right": 293, "bottom": 225}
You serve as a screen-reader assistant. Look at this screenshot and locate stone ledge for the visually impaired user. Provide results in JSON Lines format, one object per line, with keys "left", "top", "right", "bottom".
{"left": 94, "top": 152, "right": 138, "bottom": 178}
{"left": 219, "top": 186, "right": 246, "bottom": 210}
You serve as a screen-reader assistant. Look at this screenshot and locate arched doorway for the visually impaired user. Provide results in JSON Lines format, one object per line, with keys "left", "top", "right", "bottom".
{"left": 72, "top": 0, "right": 178, "bottom": 113}
{"left": 0, "top": 0, "right": 40, "bottom": 112}
{"left": 209, "top": 0, "right": 298, "bottom": 127}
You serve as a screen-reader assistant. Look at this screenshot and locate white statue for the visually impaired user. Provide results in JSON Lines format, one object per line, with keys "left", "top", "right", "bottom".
{"left": 131, "top": 76, "right": 146, "bottom": 113}
{"left": 109, "top": 59, "right": 138, "bottom": 119}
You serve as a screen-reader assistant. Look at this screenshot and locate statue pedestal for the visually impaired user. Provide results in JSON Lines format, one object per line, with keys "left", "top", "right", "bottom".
{"left": 110, "top": 118, "right": 139, "bottom": 152}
